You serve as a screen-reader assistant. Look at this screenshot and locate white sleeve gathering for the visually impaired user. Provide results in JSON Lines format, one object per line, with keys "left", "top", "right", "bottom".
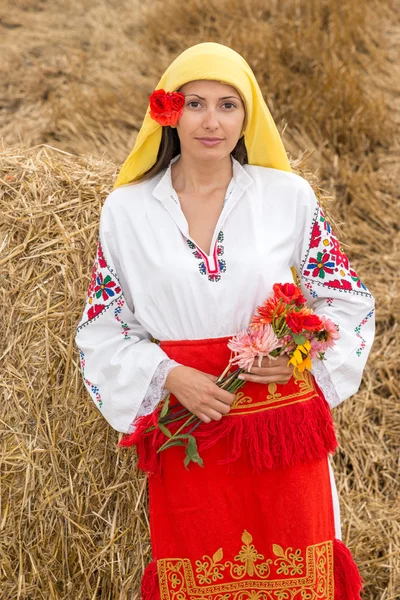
{"left": 137, "top": 358, "right": 181, "bottom": 419}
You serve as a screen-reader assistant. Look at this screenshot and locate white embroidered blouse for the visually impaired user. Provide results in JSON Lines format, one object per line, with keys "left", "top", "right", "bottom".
{"left": 75, "top": 153, "right": 375, "bottom": 435}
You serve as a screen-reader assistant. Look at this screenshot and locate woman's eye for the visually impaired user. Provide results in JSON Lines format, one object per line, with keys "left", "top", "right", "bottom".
{"left": 186, "top": 101, "right": 236, "bottom": 109}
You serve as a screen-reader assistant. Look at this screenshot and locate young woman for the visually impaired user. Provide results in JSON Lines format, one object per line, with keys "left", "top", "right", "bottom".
{"left": 75, "top": 42, "right": 375, "bottom": 599}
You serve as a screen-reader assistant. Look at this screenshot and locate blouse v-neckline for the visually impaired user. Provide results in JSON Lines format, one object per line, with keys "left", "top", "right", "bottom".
{"left": 152, "top": 154, "right": 254, "bottom": 262}
{"left": 170, "top": 178, "right": 236, "bottom": 260}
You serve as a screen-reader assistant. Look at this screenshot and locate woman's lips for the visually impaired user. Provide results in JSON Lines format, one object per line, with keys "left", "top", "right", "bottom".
{"left": 196, "top": 138, "right": 223, "bottom": 146}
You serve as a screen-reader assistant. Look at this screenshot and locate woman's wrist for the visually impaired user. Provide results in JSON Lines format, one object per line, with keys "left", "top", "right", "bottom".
{"left": 164, "top": 365, "right": 186, "bottom": 395}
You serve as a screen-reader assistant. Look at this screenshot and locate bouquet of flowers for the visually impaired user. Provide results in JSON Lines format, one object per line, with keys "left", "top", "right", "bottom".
{"left": 145, "top": 282, "right": 340, "bottom": 469}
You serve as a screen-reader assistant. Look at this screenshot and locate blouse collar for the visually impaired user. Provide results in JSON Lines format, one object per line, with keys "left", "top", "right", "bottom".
{"left": 151, "top": 153, "right": 254, "bottom": 203}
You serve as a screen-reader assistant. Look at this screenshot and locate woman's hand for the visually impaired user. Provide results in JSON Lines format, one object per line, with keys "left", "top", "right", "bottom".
{"left": 164, "top": 366, "right": 235, "bottom": 423}
{"left": 238, "top": 355, "right": 294, "bottom": 385}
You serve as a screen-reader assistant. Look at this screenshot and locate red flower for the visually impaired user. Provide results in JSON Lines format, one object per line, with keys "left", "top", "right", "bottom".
{"left": 302, "top": 313, "right": 324, "bottom": 331}
{"left": 272, "top": 282, "right": 306, "bottom": 306}
{"left": 285, "top": 312, "right": 306, "bottom": 334}
{"left": 286, "top": 310, "right": 323, "bottom": 334}
{"left": 149, "top": 89, "right": 185, "bottom": 126}
{"left": 251, "top": 296, "right": 286, "bottom": 327}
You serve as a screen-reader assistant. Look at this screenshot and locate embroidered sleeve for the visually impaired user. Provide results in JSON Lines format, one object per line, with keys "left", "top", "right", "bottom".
{"left": 75, "top": 197, "right": 173, "bottom": 434}
{"left": 292, "top": 179, "right": 375, "bottom": 408}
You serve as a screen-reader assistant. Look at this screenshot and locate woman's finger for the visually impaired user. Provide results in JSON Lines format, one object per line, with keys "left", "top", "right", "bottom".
{"left": 239, "top": 373, "right": 292, "bottom": 384}
{"left": 259, "top": 356, "right": 291, "bottom": 368}
{"left": 204, "top": 407, "right": 224, "bottom": 421}
{"left": 248, "top": 365, "right": 293, "bottom": 376}
{"left": 197, "top": 412, "right": 211, "bottom": 423}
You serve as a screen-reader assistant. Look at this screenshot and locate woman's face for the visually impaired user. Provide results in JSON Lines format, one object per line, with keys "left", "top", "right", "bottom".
{"left": 175, "top": 79, "right": 246, "bottom": 161}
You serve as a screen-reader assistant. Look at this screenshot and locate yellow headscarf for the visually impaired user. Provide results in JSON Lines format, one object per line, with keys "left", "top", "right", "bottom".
{"left": 114, "top": 42, "right": 291, "bottom": 189}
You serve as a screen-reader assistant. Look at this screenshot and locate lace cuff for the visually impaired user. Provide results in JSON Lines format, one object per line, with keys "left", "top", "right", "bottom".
{"left": 311, "top": 360, "right": 341, "bottom": 409}
{"left": 127, "top": 359, "right": 181, "bottom": 433}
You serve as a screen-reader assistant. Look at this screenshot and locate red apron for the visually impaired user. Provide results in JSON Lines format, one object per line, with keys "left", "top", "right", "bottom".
{"left": 119, "top": 336, "right": 364, "bottom": 599}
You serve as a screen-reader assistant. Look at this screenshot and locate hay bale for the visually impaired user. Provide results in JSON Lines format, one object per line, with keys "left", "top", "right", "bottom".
{"left": 1, "top": 0, "right": 399, "bottom": 597}
{"left": 1, "top": 141, "right": 398, "bottom": 598}
{"left": 0, "top": 146, "right": 147, "bottom": 599}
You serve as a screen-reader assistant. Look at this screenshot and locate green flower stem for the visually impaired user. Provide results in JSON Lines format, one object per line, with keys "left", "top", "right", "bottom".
{"left": 217, "top": 367, "right": 242, "bottom": 386}
{"left": 276, "top": 320, "right": 289, "bottom": 338}
{"left": 188, "top": 419, "right": 203, "bottom": 434}
{"left": 159, "top": 408, "right": 190, "bottom": 424}
{"left": 160, "top": 406, "right": 189, "bottom": 420}
{"left": 218, "top": 368, "right": 244, "bottom": 389}
{"left": 142, "top": 410, "right": 192, "bottom": 434}
{"left": 216, "top": 361, "right": 234, "bottom": 384}
{"left": 155, "top": 367, "right": 246, "bottom": 453}
{"left": 157, "top": 413, "right": 198, "bottom": 453}
{"left": 229, "top": 378, "right": 246, "bottom": 393}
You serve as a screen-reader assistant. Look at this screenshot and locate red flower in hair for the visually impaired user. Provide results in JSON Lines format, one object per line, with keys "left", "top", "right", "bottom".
{"left": 149, "top": 89, "right": 185, "bottom": 126}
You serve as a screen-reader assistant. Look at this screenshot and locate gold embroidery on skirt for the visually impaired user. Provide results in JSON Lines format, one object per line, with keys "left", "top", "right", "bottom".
{"left": 157, "top": 529, "right": 334, "bottom": 599}
{"left": 232, "top": 392, "right": 253, "bottom": 407}
{"left": 266, "top": 383, "right": 282, "bottom": 401}
{"left": 293, "top": 369, "right": 314, "bottom": 391}
{"left": 229, "top": 369, "right": 318, "bottom": 416}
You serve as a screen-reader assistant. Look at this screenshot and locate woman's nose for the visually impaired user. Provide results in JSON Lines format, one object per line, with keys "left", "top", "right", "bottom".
{"left": 202, "top": 109, "right": 220, "bottom": 129}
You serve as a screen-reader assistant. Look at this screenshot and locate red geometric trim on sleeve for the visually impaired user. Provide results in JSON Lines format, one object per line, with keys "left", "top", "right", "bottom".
{"left": 300, "top": 204, "right": 372, "bottom": 298}
{"left": 76, "top": 238, "right": 124, "bottom": 332}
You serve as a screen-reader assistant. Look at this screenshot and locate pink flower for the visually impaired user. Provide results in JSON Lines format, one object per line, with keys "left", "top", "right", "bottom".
{"left": 309, "top": 338, "right": 329, "bottom": 359}
{"left": 278, "top": 334, "right": 296, "bottom": 356}
{"left": 227, "top": 325, "right": 280, "bottom": 371}
{"left": 319, "top": 315, "right": 340, "bottom": 349}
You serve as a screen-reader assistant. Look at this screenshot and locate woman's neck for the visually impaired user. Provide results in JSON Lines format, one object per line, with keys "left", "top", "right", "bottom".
{"left": 171, "top": 153, "right": 233, "bottom": 195}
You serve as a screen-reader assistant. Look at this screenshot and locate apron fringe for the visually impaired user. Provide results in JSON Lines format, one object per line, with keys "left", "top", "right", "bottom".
{"left": 119, "top": 389, "right": 338, "bottom": 477}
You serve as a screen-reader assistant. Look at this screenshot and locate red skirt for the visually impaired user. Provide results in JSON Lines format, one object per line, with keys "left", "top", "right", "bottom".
{"left": 119, "top": 336, "right": 364, "bottom": 600}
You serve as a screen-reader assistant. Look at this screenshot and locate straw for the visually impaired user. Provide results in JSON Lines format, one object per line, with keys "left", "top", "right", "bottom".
{"left": 1, "top": 0, "right": 399, "bottom": 597}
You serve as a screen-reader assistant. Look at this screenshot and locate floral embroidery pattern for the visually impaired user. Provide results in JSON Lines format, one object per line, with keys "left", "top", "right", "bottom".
{"left": 157, "top": 530, "right": 334, "bottom": 599}
{"left": 229, "top": 369, "right": 319, "bottom": 415}
{"left": 307, "top": 251, "right": 335, "bottom": 279}
{"left": 114, "top": 298, "right": 131, "bottom": 340}
{"left": 195, "top": 531, "right": 273, "bottom": 583}
{"left": 301, "top": 204, "right": 372, "bottom": 297}
{"left": 79, "top": 350, "right": 103, "bottom": 408}
{"left": 77, "top": 238, "right": 123, "bottom": 331}
{"left": 355, "top": 308, "right": 375, "bottom": 356}
{"left": 304, "top": 280, "right": 318, "bottom": 298}
{"left": 273, "top": 543, "right": 304, "bottom": 576}
{"left": 187, "top": 230, "right": 226, "bottom": 282}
